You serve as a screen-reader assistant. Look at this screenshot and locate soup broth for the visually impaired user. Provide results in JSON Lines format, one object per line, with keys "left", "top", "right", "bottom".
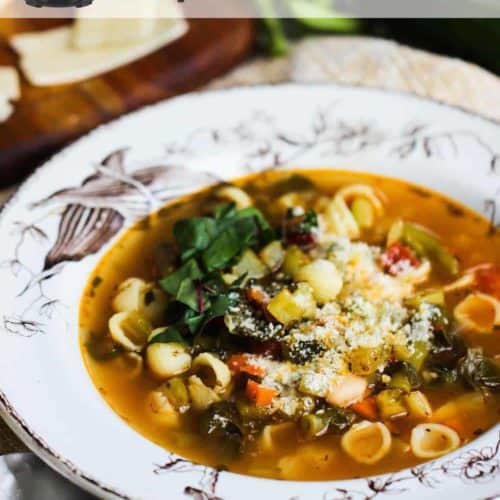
{"left": 80, "top": 170, "right": 500, "bottom": 480}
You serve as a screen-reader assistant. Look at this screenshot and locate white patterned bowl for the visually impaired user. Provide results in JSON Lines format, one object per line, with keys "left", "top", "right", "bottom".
{"left": 0, "top": 84, "right": 499, "bottom": 500}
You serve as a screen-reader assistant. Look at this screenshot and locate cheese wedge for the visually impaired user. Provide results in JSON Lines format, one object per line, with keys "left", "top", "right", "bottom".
{"left": 10, "top": 1, "right": 187, "bottom": 86}
{"left": 72, "top": 0, "right": 161, "bottom": 50}
{"left": 0, "top": 66, "right": 20, "bottom": 123}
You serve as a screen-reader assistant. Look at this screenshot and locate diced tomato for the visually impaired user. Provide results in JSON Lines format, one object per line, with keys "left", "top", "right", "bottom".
{"left": 249, "top": 340, "right": 282, "bottom": 359}
{"left": 228, "top": 354, "right": 266, "bottom": 378}
{"left": 245, "top": 380, "right": 278, "bottom": 406}
{"left": 381, "top": 242, "right": 420, "bottom": 276}
{"left": 474, "top": 265, "right": 500, "bottom": 299}
{"left": 350, "top": 397, "right": 379, "bottom": 421}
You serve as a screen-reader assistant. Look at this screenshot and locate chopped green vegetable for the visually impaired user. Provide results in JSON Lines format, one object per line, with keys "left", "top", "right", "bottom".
{"left": 459, "top": 348, "right": 500, "bottom": 393}
{"left": 402, "top": 222, "right": 459, "bottom": 276}
{"left": 375, "top": 389, "right": 408, "bottom": 419}
{"left": 148, "top": 326, "right": 190, "bottom": 346}
{"left": 163, "top": 377, "right": 190, "bottom": 411}
{"left": 300, "top": 408, "right": 354, "bottom": 439}
{"left": 200, "top": 402, "right": 243, "bottom": 459}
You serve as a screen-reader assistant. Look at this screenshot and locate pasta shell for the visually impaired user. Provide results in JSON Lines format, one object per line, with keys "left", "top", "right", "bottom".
{"left": 112, "top": 277, "right": 167, "bottom": 324}
{"left": 108, "top": 311, "right": 151, "bottom": 351}
{"left": 259, "top": 422, "right": 297, "bottom": 453}
{"left": 217, "top": 185, "right": 253, "bottom": 208}
{"left": 192, "top": 353, "right": 231, "bottom": 394}
{"left": 443, "top": 272, "right": 476, "bottom": 293}
{"left": 187, "top": 375, "right": 220, "bottom": 411}
{"left": 454, "top": 292, "right": 500, "bottom": 333}
{"left": 146, "top": 342, "right": 192, "bottom": 379}
{"left": 325, "top": 196, "right": 360, "bottom": 239}
{"left": 341, "top": 421, "right": 392, "bottom": 464}
{"left": 410, "top": 423, "right": 460, "bottom": 459}
{"left": 112, "top": 278, "right": 147, "bottom": 313}
{"left": 148, "top": 386, "right": 181, "bottom": 428}
{"left": 118, "top": 352, "right": 143, "bottom": 379}
{"left": 335, "top": 184, "right": 385, "bottom": 217}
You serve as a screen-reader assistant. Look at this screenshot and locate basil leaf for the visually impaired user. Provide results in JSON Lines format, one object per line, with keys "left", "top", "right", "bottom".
{"left": 202, "top": 227, "right": 244, "bottom": 271}
{"left": 176, "top": 277, "right": 200, "bottom": 311}
{"left": 214, "top": 202, "right": 237, "bottom": 220}
{"left": 148, "top": 326, "right": 189, "bottom": 346}
{"left": 210, "top": 295, "right": 232, "bottom": 316}
{"left": 174, "top": 217, "right": 217, "bottom": 261}
{"left": 160, "top": 259, "right": 203, "bottom": 295}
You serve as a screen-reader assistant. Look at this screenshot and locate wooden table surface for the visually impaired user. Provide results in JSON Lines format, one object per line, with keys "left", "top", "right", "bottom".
{"left": 0, "top": 17, "right": 255, "bottom": 185}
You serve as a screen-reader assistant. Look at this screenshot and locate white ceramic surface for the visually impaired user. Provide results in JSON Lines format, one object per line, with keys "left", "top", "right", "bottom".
{"left": 0, "top": 84, "right": 499, "bottom": 500}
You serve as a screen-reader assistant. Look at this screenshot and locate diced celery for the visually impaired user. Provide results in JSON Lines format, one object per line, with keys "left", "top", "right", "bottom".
{"left": 350, "top": 346, "right": 388, "bottom": 376}
{"left": 351, "top": 197, "right": 375, "bottom": 229}
{"left": 164, "top": 377, "right": 190, "bottom": 411}
{"left": 267, "top": 284, "right": 317, "bottom": 325}
{"left": 299, "top": 413, "right": 329, "bottom": 439}
{"left": 121, "top": 312, "right": 152, "bottom": 345}
{"left": 232, "top": 249, "right": 268, "bottom": 280}
{"left": 393, "top": 340, "right": 429, "bottom": 372}
{"left": 282, "top": 245, "right": 309, "bottom": 277}
{"left": 403, "top": 223, "right": 459, "bottom": 276}
{"left": 375, "top": 389, "right": 408, "bottom": 419}
{"left": 259, "top": 240, "right": 285, "bottom": 271}
{"left": 389, "top": 372, "right": 412, "bottom": 393}
{"left": 405, "top": 391, "right": 432, "bottom": 420}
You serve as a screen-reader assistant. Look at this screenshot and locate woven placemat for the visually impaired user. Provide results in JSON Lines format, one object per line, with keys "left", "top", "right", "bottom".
{"left": 1, "top": 35, "right": 500, "bottom": 455}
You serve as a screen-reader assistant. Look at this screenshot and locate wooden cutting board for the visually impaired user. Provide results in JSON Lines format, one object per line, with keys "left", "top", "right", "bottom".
{"left": 0, "top": 18, "right": 255, "bottom": 186}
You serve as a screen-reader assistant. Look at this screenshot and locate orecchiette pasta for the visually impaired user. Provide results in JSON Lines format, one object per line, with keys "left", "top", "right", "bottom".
{"left": 259, "top": 422, "right": 297, "bottom": 453}
{"left": 108, "top": 311, "right": 151, "bottom": 352}
{"left": 454, "top": 292, "right": 500, "bottom": 333}
{"left": 187, "top": 375, "right": 220, "bottom": 411}
{"left": 148, "top": 386, "right": 181, "bottom": 427}
{"left": 341, "top": 421, "right": 392, "bottom": 464}
{"left": 119, "top": 352, "right": 143, "bottom": 379}
{"left": 112, "top": 278, "right": 147, "bottom": 313}
{"left": 410, "top": 423, "right": 460, "bottom": 459}
{"left": 443, "top": 272, "right": 476, "bottom": 293}
{"left": 112, "top": 277, "right": 168, "bottom": 324}
{"left": 192, "top": 353, "right": 231, "bottom": 394}
{"left": 217, "top": 185, "right": 253, "bottom": 208}
{"left": 335, "top": 184, "right": 385, "bottom": 217}
{"left": 146, "top": 341, "right": 192, "bottom": 379}
{"left": 324, "top": 196, "right": 360, "bottom": 239}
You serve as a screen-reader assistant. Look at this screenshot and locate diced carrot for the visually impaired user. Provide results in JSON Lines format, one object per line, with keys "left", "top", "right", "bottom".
{"left": 246, "top": 380, "right": 278, "bottom": 406}
{"left": 228, "top": 354, "right": 266, "bottom": 378}
{"left": 351, "top": 397, "right": 378, "bottom": 421}
{"left": 474, "top": 264, "right": 500, "bottom": 299}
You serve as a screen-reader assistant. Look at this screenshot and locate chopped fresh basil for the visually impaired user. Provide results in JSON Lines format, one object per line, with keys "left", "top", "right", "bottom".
{"left": 148, "top": 326, "right": 190, "bottom": 346}
{"left": 160, "top": 259, "right": 203, "bottom": 296}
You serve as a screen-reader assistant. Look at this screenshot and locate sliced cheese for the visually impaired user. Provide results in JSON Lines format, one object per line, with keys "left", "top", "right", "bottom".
{"left": 10, "top": 1, "right": 187, "bottom": 86}
{"left": 0, "top": 66, "right": 20, "bottom": 123}
{"left": 72, "top": 0, "right": 161, "bottom": 50}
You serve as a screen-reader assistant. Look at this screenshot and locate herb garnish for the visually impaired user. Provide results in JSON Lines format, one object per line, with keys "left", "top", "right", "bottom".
{"left": 157, "top": 202, "right": 276, "bottom": 343}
